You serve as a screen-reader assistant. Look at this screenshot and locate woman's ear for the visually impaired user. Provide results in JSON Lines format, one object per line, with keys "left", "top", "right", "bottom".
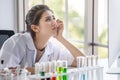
{"left": 31, "top": 25, "right": 39, "bottom": 32}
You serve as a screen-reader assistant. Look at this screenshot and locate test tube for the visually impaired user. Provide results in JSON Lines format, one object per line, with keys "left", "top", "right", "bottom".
{"left": 39, "top": 62, "right": 45, "bottom": 80}
{"left": 86, "top": 56, "right": 92, "bottom": 67}
{"left": 82, "top": 57, "right": 86, "bottom": 80}
{"left": 91, "top": 55, "right": 98, "bottom": 80}
{"left": 77, "top": 56, "right": 85, "bottom": 68}
{"left": 51, "top": 60, "right": 57, "bottom": 80}
{"left": 56, "top": 60, "right": 62, "bottom": 80}
{"left": 77, "top": 57, "right": 87, "bottom": 80}
{"left": 45, "top": 62, "right": 51, "bottom": 80}
{"left": 61, "top": 60, "right": 67, "bottom": 80}
{"left": 92, "top": 55, "right": 98, "bottom": 67}
{"left": 86, "top": 56, "right": 92, "bottom": 80}
{"left": 84, "top": 57, "right": 87, "bottom": 67}
{"left": 81, "top": 73, "right": 85, "bottom": 80}
{"left": 35, "top": 63, "right": 40, "bottom": 75}
{"left": 77, "top": 57, "right": 80, "bottom": 68}
{"left": 51, "top": 60, "right": 56, "bottom": 73}
{"left": 77, "top": 57, "right": 84, "bottom": 80}
{"left": 45, "top": 62, "right": 50, "bottom": 73}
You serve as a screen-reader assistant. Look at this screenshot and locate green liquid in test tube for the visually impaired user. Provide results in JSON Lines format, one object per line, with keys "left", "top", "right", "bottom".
{"left": 39, "top": 62, "right": 45, "bottom": 80}
{"left": 61, "top": 60, "right": 67, "bottom": 80}
{"left": 56, "top": 66, "right": 62, "bottom": 80}
{"left": 62, "top": 67, "right": 67, "bottom": 80}
{"left": 56, "top": 60, "right": 62, "bottom": 80}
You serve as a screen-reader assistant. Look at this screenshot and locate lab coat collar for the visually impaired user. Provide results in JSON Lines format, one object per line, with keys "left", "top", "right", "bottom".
{"left": 23, "top": 32, "right": 36, "bottom": 50}
{"left": 45, "top": 41, "right": 53, "bottom": 55}
{"left": 23, "top": 32, "right": 53, "bottom": 56}
{"left": 38, "top": 40, "right": 53, "bottom": 62}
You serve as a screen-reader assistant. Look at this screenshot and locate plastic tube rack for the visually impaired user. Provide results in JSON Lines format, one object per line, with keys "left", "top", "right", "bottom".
{"left": 28, "top": 66, "right": 103, "bottom": 80}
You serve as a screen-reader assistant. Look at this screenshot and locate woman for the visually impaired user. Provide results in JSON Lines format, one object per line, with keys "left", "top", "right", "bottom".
{"left": 0, "top": 4, "right": 84, "bottom": 74}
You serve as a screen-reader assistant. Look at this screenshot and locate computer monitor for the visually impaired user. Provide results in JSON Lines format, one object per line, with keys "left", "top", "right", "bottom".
{"left": 108, "top": 0, "right": 120, "bottom": 68}
{"left": 0, "top": 30, "right": 14, "bottom": 49}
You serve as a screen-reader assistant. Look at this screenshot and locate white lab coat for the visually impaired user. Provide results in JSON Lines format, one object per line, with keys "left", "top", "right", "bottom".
{"left": 0, "top": 32, "right": 74, "bottom": 68}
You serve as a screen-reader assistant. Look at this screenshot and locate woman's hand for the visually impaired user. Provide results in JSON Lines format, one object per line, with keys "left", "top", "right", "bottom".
{"left": 55, "top": 19, "right": 64, "bottom": 40}
{"left": 26, "top": 67, "right": 35, "bottom": 74}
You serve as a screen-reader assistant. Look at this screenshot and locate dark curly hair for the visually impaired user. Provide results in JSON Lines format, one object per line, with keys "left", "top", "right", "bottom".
{"left": 25, "top": 4, "right": 52, "bottom": 39}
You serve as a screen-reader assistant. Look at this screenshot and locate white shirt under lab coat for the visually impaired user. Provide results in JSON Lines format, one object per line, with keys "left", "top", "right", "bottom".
{"left": 0, "top": 32, "right": 74, "bottom": 68}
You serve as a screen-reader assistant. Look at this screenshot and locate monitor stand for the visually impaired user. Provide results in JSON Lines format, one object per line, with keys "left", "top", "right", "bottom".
{"left": 107, "top": 68, "right": 120, "bottom": 74}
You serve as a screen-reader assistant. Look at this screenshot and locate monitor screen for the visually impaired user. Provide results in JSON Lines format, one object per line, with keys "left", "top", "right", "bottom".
{"left": 0, "top": 35, "right": 9, "bottom": 49}
{"left": 108, "top": 0, "right": 120, "bottom": 67}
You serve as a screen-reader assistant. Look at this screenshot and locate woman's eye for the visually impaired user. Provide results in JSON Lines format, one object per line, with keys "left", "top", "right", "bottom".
{"left": 46, "top": 18, "right": 51, "bottom": 21}
{"left": 53, "top": 17, "right": 56, "bottom": 20}
{"left": 45, "top": 16, "right": 55, "bottom": 21}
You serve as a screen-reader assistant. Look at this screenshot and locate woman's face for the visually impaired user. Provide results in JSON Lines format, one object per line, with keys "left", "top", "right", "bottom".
{"left": 37, "top": 10, "right": 57, "bottom": 37}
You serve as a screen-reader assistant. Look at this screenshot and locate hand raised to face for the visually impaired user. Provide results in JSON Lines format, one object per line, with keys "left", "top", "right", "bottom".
{"left": 54, "top": 19, "right": 64, "bottom": 39}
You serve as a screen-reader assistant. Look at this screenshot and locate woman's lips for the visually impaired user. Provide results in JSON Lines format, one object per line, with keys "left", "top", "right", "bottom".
{"left": 52, "top": 25, "right": 57, "bottom": 31}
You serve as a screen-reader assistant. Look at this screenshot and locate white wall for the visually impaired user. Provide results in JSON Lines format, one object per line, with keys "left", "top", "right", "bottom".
{"left": 0, "top": 0, "right": 16, "bottom": 31}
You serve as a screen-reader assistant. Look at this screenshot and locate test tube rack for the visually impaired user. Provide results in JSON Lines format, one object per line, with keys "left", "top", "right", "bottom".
{"left": 28, "top": 66, "right": 103, "bottom": 80}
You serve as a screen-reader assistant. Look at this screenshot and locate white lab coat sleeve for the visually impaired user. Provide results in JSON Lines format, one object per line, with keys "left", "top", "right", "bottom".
{"left": 0, "top": 37, "right": 17, "bottom": 67}
{"left": 49, "top": 38, "right": 75, "bottom": 66}
{"left": 0, "top": 35, "right": 25, "bottom": 68}
{"left": 58, "top": 48, "right": 74, "bottom": 66}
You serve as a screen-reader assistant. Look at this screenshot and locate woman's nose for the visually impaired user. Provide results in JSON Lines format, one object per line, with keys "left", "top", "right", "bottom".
{"left": 52, "top": 19, "right": 56, "bottom": 23}
{"left": 51, "top": 20, "right": 56, "bottom": 26}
